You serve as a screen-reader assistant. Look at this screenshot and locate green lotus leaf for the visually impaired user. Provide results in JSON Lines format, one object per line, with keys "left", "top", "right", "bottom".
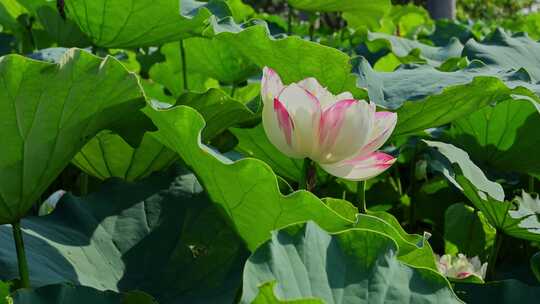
{"left": 384, "top": 4, "right": 434, "bottom": 38}
{"left": 72, "top": 131, "right": 177, "bottom": 182}
{"left": 35, "top": 5, "right": 91, "bottom": 47}
{"left": 182, "top": 36, "right": 259, "bottom": 84}
{"left": 0, "top": 281, "right": 10, "bottom": 303}
{"left": 174, "top": 88, "right": 257, "bottom": 141}
{"left": 241, "top": 221, "right": 460, "bottom": 303}
{"left": 367, "top": 32, "right": 463, "bottom": 66}
{"left": 148, "top": 42, "right": 219, "bottom": 98}
{"left": 0, "top": 48, "right": 146, "bottom": 224}
{"left": 286, "top": 0, "right": 391, "bottom": 30}
{"left": 205, "top": 19, "right": 364, "bottom": 97}
{"left": 0, "top": 0, "right": 26, "bottom": 33}
{"left": 463, "top": 29, "right": 540, "bottom": 81}
{"left": 226, "top": 0, "right": 255, "bottom": 23}
{"left": 323, "top": 198, "right": 439, "bottom": 270}
{"left": 64, "top": 0, "right": 231, "bottom": 48}
{"left": 0, "top": 167, "right": 244, "bottom": 303}
{"left": 444, "top": 203, "right": 496, "bottom": 261}
{"left": 450, "top": 98, "right": 540, "bottom": 176}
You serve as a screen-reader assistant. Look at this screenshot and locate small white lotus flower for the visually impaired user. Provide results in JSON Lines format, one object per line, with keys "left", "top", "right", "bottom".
{"left": 261, "top": 67, "right": 397, "bottom": 181}
{"left": 436, "top": 253, "right": 487, "bottom": 280}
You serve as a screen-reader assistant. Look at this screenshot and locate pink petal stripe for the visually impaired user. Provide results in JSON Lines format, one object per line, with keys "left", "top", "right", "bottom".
{"left": 457, "top": 272, "right": 472, "bottom": 279}
{"left": 273, "top": 97, "right": 294, "bottom": 146}
{"left": 318, "top": 99, "right": 357, "bottom": 148}
{"left": 345, "top": 151, "right": 395, "bottom": 168}
{"left": 302, "top": 88, "right": 321, "bottom": 106}
{"left": 262, "top": 67, "right": 284, "bottom": 102}
{"left": 320, "top": 151, "right": 396, "bottom": 181}
{"left": 358, "top": 111, "right": 397, "bottom": 155}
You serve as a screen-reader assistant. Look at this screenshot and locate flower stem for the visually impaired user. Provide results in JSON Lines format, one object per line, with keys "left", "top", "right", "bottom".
{"left": 529, "top": 175, "right": 535, "bottom": 193}
{"left": 487, "top": 231, "right": 503, "bottom": 281}
{"left": 287, "top": 4, "right": 293, "bottom": 35}
{"left": 356, "top": 181, "right": 367, "bottom": 214}
{"left": 12, "top": 221, "right": 30, "bottom": 288}
{"left": 407, "top": 146, "right": 419, "bottom": 228}
{"left": 179, "top": 39, "right": 188, "bottom": 92}
{"left": 230, "top": 83, "right": 237, "bottom": 98}
{"left": 393, "top": 165, "right": 403, "bottom": 196}
{"left": 298, "top": 158, "right": 312, "bottom": 191}
{"left": 79, "top": 172, "right": 88, "bottom": 196}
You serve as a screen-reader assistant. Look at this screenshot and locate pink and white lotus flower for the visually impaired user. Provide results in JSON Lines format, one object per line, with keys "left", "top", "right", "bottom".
{"left": 436, "top": 254, "right": 487, "bottom": 280}
{"left": 261, "top": 67, "right": 397, "bottom": 181}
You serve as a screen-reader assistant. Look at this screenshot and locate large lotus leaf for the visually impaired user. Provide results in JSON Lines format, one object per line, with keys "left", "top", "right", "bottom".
{"left": 149, "top": 42, "right": 219, "bottom": 97}
{"left": 286, "top": 0, "right": 391, "bottom": 31}
{"left": 183, "top": 36, "right": 259, "bottom": 84}
{"left": 11, "top": 284, "right": 156, "bottom": 304}
{"left": 0, "top": 49, "right": 147, "bottom": 225}
{"left": 463, "top": 29, "right": 540, "bottom": 81}
{"left": 241, "top": 221, "right": 460, "bottom": 304}
{"left": 230, "top": 125, "right": 302, "bottom": 181}
{"left": 444, "top": 203, "right": 496, "bottom": 260}
{"left": 72, "top": 131, "right": 177, "bottom": 182}
{"left": 356, "top": 58, "right": 540, "bottom": 136}
{"left": 367, "top": 32, "right": 464, "bottom": 66}
{"left": 64, "top": 0, "right": 231, "bottom": 48}
{"left": 450, "top": 98, "right": 540, "bottom": 176}
{"left": 174, "top": 88, "right": 257, "bottom": 141}
{"left": 145, "top": 105, "right": 353, "bottom": 251}
{"left": 0, "top": 167, "right": 245, "bottom": 303}
{"left": 426, "top": 141, "right": 540, "bottom": 242}
{"left": 206, "top": 19, "right": 364, "bottom": 97}
{"left": 454, "top": 279, "right": 540, "bottom": 303}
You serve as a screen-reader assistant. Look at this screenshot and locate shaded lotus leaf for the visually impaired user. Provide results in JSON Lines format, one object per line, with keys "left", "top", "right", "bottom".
{"left": 241, "top": 221, "right": 460, "bottom": 303}
{"left": 72, "top": 131, "right": 177, "bottom": 182}
{"left": 367, "top": 32, "right": 463, "bottom": 67}
{"left": 450, "top": 98, "right": 540, "bottom": 176}
{"left": 0, "top": 167, "right": 245, "bottom": 303}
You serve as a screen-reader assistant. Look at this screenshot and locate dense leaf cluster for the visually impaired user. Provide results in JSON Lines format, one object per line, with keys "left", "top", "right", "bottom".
{"left": 1, "top": 0, "right": 540, "bottom": 303}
